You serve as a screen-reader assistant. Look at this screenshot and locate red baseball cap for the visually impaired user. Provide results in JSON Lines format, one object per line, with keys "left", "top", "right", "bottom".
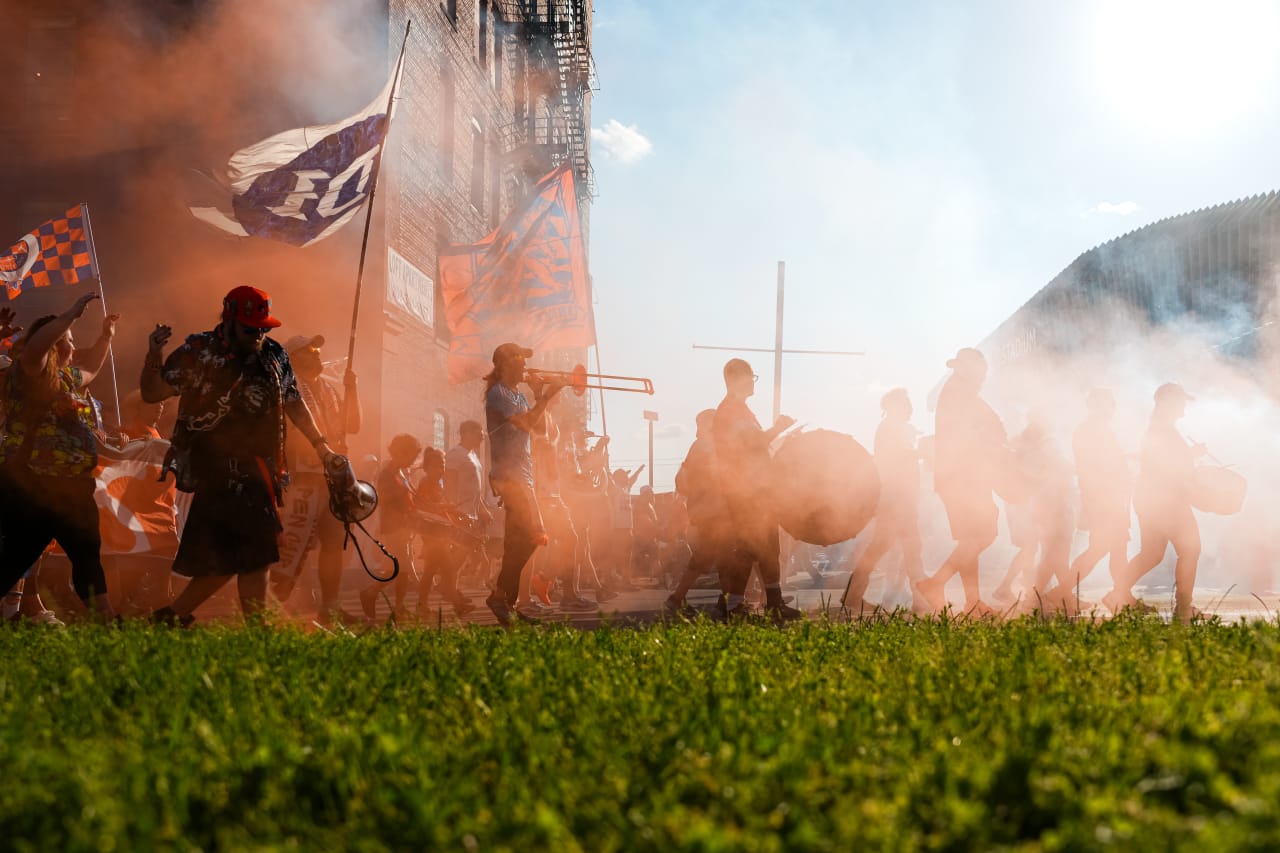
{"left": 223, "top": 285, "right": 282, "bottom": 329}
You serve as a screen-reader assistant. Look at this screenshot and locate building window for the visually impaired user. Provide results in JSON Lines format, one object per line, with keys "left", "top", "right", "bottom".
{"left": 439, "top": 68, "right": 455, "bottom": 178}
{"left": 478, "top": 0, "right": 489, "bottom": 68}
{"left": 514, "top": 50, "right": 527, "bottom": 121}
{"left": 470, "top": 120, "right": 485, "bottom": 212}
{"left": 492, "top": 11, "right": 503, "bottom": 90}
{"left": 434, "top": 220, "right": 453, "bottom": 341}
{"left": 433, "top": 411, "right": 448, "bottom": 450}
{"left": 489, "top": 139, "right": 502, "bottom": 229}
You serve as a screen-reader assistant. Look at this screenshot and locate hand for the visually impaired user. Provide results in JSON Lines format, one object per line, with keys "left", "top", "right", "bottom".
{"left": 148, "top": 324, "right": 172, "bottom": 352}
{"left": 1192, "top": 442, "right": 1209, "bottom": 458}
{"left": 343, "top": 368, "right": 357, "bottom": 387}
{"left": 101, "top": 313, "right": 120, "bottom": 339}
{"left": 70, "top": 291, "right": 100, "bottom": 318}
{"left": 0, "top": 306, "right": 22, "bottom": 340}
{"left": 315, "top": 442, "right": 337, "bottom": 463}
{"left": 774, "top": 414, "right": 797, "bottom": 432}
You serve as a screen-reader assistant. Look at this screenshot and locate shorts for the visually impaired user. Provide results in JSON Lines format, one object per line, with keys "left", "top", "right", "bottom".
{"left": 939, "top": 490, "right": 999, "bottom": 545}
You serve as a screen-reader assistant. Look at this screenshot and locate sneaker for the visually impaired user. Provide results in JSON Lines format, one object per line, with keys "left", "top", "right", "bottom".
{"left": 150, "top": 606, "right": 195, "bottom": 628}
{"left": 531, "top": 574, "right": 553, "bottom": 607}
{"left": 766, "top": 602, "right": 804, "bottom": 624}
{"left": 663, "top": 598, "right": 698, "bottom": 620}
{"left": 595, "top": 587, "right": 619, "bottom": 603}
{"left": 452, "top": 595, "right": 476, "bottom": 617}
{"left": 485, "top": 592, "right": 513, "bottom": 627}
{"left": 29, "top": 609, "right": 65, "bottom": 627}
{"left": 522, "top": 599, "right": 552, "bottom": 616}
{"left": 512, "top": 606, "right": 543, "bottom": 625}
{"left": 559, "top": 595, "right": 597, "bottom": 612}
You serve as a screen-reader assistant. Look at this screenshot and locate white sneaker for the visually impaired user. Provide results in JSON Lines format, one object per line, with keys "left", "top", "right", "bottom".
{"left": 29, "top": 610, "right": 65, "bottom": 627}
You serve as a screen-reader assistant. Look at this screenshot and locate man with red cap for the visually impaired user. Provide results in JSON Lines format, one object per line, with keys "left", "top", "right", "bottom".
{"left": 483, "top": 342, "right": 566, "bottom": 626}
{"left": 140, "top": 285, "right": 336, "bottom": 624}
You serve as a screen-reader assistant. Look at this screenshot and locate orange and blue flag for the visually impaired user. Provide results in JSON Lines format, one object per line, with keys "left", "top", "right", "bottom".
{"left": 0, "top": 204, "right": 96, "bottom": 301}
{"left": 438, "top": 165, "right": 594, "bottom": 383}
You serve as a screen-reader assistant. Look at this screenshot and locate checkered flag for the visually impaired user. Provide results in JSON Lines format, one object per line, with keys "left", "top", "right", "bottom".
{"left": 0, "top": 203, "right": 97, "bottom": 301}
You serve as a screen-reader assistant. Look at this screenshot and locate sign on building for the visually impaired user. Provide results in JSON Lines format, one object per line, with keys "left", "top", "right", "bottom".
{"left": 386, "top": 246, "right": 434, "bottom": 328}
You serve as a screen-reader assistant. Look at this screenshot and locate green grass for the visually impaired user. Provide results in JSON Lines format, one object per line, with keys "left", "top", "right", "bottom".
{"left": 3, "top": 616, "right": 1280, "bottom": 850}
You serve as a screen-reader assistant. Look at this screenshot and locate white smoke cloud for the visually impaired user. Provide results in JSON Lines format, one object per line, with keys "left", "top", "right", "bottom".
{"left": 1090, "top": 200, "right": 1140, "bottom": 215}
{"left": 591, "top": 119, "right": 653, "bottom": 163}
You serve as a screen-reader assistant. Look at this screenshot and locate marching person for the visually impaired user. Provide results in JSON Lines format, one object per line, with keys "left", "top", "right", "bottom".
{"left": 1068, "top": 388, "right": 1132, "bottom": 593}
{"left": 483, "top": 343, "right": 566, "bottom": 626}
{"left": 1104, "top": 383, "right": 1204, "bottom": 623}
{"left": 666, "top": 408, "right": 730, "bottom": 616}
{"left": 0, "top": 292, "right": 118, "bottom": 621}
{"left": 142, "top": 285, "right": 336, "bottom": 624}
{"left": 444, "top": 419, "right": 493, "bottom": 593}
{"left": 842, "top": 388, "right": 926, "bottom": 614}
{"left": 272, "top": 333, "right": 362, "bottom": 623}
{"left": 358, "top": 433, "right": 423, "bottom": 621}
{"left": 713, "top": 358, "right": 801, "bottom": 622}
{"left": 917, "top": 348, "right": 1007, "bottom": 616}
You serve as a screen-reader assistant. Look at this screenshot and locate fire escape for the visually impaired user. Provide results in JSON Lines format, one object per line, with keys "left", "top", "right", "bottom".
{"left": 497, "top": 0, "right": 596, "bottom": 204}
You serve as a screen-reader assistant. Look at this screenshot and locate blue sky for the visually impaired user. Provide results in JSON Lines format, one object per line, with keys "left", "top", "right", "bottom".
{"left": 583, "top": 0, "right": 1280, "bottom": 488}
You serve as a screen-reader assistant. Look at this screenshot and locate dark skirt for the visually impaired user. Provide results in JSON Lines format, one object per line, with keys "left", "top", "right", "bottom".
{"left": 173, "top": 476, "right": 281, "bottom": 577}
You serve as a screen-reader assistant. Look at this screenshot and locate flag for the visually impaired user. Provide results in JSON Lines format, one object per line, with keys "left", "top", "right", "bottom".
{"left": 438, "top": 165, "right": 594, "bottom": 383}
{"left": 0, "top": 204, "right": 96, "bottom": 301}
{"left": 188, "top": 63, "right": 403, "bottom": 248}
{"left": 46, "top": 439, "right": 181, "bottom": 558}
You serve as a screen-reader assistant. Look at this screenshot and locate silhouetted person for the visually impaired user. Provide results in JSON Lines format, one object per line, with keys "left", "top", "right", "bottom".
{"left": 993, "top": 416, "right": 1075, "bottom": 613}
{"left": 917, "top": 348, "right": 1006, "bottom": 615}
{"left": 843, "top": 388, "right": 925, "bottom": 614}
{"left": 0, "top": 292, "right": 118, "bottom": 621}
{"left": 1105, "top": 383, "right": 1203, "bottom": 623}
{"left": 666, "top": 409, "right": 731, "bottom": 615}
{"left": 1068, "top": 388, "right": 1131, "bottom": 593}
{"left": 142, "top": 286, "right": 335, "bottom": 624}
{"left": 713, "top": 358, "right": 801, "bottom": 622}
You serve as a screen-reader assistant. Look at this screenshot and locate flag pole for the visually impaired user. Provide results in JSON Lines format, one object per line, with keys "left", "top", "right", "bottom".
{"left": 344, "top": 19, "right": 410, "bottom": 407}
{"left": 80, "top": 203, "right": 123, "bottom": 429}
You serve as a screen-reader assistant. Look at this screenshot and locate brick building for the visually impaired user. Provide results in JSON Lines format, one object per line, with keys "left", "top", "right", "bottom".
{"left": 0, "top": 0, "right": 594, "bottom": 462}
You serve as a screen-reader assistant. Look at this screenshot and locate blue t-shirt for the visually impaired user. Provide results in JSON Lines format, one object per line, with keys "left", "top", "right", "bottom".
{"left": 486, "top": 382, "right": 533, "bottom": 485}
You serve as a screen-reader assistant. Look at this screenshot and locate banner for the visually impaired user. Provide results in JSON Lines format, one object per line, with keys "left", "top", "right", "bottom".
{"left": 93, "top": 438, "right": 180, "bottom": 558}
{"left": 0, "top": 204, "right": 96, "bottom": 301}
{"left": 438, "top": 165, "right": 593, "bottom": 383}
{"left": 188, "top": 64, "right": 402, "bottom": 247}
{"left": 267, "top": 472, "right": 327, "bottom": 593}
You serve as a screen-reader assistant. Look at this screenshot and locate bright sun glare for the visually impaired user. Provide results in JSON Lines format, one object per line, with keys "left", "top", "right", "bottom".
{"left": 1093, "top": 0, "right": 1280, "bottom": 133}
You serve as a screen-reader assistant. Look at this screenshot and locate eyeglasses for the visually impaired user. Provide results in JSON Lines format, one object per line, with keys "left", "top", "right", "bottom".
{"left": 751, "top": 374, "right": 759, "bottom": 382}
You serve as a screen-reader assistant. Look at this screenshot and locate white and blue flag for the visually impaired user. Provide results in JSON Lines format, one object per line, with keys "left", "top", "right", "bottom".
{"left": 189, "top": 65, "right": 402, "bottom": 248}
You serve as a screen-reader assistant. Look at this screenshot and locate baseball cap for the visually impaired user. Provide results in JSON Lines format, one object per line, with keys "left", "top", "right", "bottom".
{"left": 284, "top": 334, "right": 325, "bottom": 354}
{"left": 223, "top": 285, "right": 282, "bottom": 329}
{"left": 492, "top": 342, "right": 533, "bottom": 364}
{"left": 946, "top": 347, "right": 986, "bottom": 370}
{"left": 1154, "top": 382, "right": 1193, "bottom": 404}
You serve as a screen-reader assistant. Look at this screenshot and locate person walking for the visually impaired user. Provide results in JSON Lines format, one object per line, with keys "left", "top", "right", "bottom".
{"left": 142, "top": 285, "right": 335, "bottom": 624}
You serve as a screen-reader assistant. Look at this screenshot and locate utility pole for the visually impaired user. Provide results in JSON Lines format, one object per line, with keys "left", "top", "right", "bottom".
{"left": 694, "top": 261, "right": 865, "bottom": 421}
{"left": 642, "top": 409, "right": 659, "bottom": 491}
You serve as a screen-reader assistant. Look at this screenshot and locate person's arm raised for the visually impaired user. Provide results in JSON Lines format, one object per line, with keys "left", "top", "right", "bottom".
{"left": 20, "top": 291, "right": 99, "bottom": 377}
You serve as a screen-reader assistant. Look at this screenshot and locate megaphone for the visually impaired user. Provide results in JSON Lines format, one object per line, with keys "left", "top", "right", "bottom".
{"left": 323, "top": 453, "right": 378, "bottom": 524}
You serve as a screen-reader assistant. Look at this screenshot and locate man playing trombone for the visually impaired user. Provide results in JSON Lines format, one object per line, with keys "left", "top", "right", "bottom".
{"left": 483, "top": 343, "right": 566, "bottom": 626}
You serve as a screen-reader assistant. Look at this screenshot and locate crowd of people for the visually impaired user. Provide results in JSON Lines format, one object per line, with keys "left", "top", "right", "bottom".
{"left": 0, "top": 287, "right": 1221, "bottom": 628}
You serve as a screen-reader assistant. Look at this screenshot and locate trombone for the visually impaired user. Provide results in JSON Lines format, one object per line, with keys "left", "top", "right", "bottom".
{"left": 525, "top": 364, "right": 654, "bottom": 396}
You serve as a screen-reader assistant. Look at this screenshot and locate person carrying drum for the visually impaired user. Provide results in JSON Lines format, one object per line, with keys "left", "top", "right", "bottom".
{"left": 916, "top": 348, "right": 1006, "bottom": 616}
{"left": 712, "top": 358, "right": 801, "bottom": 622}
{"left": 1068, "top": 389, "right": 1132, "bottom": 595}
{"left": 1104, "top": 383, "right": 1204, "bottom": 623}
{"left": 842, "top": 388, "right": 926, "bottom": 614}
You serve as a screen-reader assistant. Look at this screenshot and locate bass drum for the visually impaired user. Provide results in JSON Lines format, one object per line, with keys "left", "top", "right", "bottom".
{"left": 1191, "top": 465, "right": 1247, "bottom": 515}
{"left": 769, "top": 429, "right": 880, "bottom": 545}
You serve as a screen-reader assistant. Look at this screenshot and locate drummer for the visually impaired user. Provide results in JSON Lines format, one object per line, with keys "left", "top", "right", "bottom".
{"left": 1104, "top": 383, "right": 1205, "bottom": 623}
{"left": 712, "top": 358, "right": 801, "bottom": 622}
